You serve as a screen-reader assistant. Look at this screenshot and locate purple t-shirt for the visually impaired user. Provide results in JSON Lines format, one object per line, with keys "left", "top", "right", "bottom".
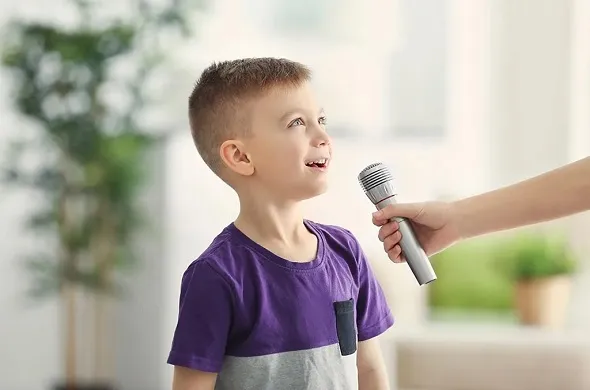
{"left": 167, "top": 220, "right": 394, "bottom": 390}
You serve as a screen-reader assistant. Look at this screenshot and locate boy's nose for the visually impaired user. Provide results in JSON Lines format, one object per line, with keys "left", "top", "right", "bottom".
{"left": 314, "top": 138, "right": 328, "bottom": 147}
{"left": 311, "top": 128, "right": 331, "bottom": 147}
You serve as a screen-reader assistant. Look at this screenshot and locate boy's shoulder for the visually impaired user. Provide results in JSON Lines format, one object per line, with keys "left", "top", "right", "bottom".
{"left": 182, "top": 223, "right": 250, "bottom": 278}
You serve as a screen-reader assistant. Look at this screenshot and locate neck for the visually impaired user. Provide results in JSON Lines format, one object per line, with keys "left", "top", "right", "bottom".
{"left": 234, "top": 192, "right": 308, "bottom": 245}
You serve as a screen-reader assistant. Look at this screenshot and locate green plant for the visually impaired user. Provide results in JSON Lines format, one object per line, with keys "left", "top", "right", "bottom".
{"left": 1, "top": 0, "right": 202, "bottom": 387}
{"left": 428, "top": 238, "right": 513, "bottom": 312}
{"left": 495, "top": 232, "right": 577, "bottom": 281}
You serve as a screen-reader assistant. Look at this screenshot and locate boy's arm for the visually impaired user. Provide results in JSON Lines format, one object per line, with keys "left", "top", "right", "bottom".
{"left": 173, "top": 367, "right": 217, "bottom": 390}
{"left": 357, "top": 338, "right": 390, "bottom": 390}
{"left": 167, "top": 260, "right": 234, "bottom": 390}
{"left": 345, "top": 229, "right": 394, "bottom": 390}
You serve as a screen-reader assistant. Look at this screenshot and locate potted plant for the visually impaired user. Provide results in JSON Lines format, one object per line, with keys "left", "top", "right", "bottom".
{"left": 496, "top": 232, "right": 577, "bottom": 329}
{"left": 0, "top": 1, "right": 197, "bottom": 389}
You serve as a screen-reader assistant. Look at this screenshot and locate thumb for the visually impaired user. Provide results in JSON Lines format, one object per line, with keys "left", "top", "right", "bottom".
{"left": 372, "top": 203, "right": 422, "bottom": 224}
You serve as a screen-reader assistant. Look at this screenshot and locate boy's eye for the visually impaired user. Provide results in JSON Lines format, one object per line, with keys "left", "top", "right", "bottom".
{"left": 289, "top": 118, "right": 305, "bottom": 127}
{"left": 318, "top": 116, "right": 327, "bottom": 125}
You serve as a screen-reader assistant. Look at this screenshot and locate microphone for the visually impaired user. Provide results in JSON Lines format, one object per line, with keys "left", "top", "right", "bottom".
{"left": 358, "top": 162, "right": 437, "bottom": 286}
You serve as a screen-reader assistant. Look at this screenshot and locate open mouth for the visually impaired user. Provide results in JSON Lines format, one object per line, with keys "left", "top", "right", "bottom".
{"left": 305, "top": 158, "right": 329, "bottom": 169}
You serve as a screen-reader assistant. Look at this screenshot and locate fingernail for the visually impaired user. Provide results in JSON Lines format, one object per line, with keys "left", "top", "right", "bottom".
{"left": 372, "top": 210, "right": 382, "bottom": 218}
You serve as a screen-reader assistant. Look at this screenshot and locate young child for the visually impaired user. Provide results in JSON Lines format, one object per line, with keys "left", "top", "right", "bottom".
{"left": 168, "top": 58, "right": 394, "bottom": 390}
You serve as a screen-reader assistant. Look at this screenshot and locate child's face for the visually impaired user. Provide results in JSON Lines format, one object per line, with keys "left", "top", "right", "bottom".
{"left": 242, "top": 82, "right": 332, "bottom": 202}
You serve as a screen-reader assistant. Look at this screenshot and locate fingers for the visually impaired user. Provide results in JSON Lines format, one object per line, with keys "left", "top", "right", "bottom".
{"left": 377, "top": 221, "right": 399, "bottom": 241}
{"left": 389, "top": 250, "right": 406, "bottom": 264}
{"left": 378, "top": 221, "right": 405, "bottom": 263}
{"left": 382, "top": 230, "right": 401, "bottom": 250}
{"left": 384, "top": 244, "right": 405, "bottom": 263}
{"left": 372, "top": 203, "right": 421, "bottom": 226}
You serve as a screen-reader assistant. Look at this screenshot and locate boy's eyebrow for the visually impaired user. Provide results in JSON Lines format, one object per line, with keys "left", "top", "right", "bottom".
{"left": 279, "top": 109, "right": 304, "bottom": 122}
{"left": 279, "top": 108, "right": 325, "bottom": 122}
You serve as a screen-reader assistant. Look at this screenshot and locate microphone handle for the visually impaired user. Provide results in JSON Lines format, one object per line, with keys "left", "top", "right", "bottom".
{"left": 375, "top": 197, "right": 437, "bottom": 285}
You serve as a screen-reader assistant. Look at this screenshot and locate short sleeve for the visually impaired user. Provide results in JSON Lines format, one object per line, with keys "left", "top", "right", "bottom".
{"left": 349, "top": 233, "right": 394, "bottom": 341}
{"left": 167, "top": 260, "right": 233, "bottom": 372}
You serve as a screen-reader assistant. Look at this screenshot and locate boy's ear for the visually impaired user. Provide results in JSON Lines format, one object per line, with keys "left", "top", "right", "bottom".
{"left": 219, "top": 139, "right": 254, "bottom": 176}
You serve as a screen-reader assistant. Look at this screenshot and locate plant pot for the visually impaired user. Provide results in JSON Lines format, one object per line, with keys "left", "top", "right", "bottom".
{"left": 53, "top": 381, "right": 116, "bottom": 390}
{"left": 515, "top": 275, "right": 571, "bottom": 329}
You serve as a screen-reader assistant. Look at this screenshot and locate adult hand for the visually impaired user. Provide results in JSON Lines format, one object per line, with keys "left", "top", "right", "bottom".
{"left": 372, "top": 201, "right": 462, "bottom": 263}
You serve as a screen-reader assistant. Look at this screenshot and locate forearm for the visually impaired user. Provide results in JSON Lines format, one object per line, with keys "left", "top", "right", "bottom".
{"left": 358, "top": 366, "right": 390, "bottom": 390}
{"left": 454, "top": 157, "right": 590, "bottom": 239}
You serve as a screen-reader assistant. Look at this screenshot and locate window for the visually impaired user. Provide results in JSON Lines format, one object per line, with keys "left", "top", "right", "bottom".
{"left": 244, "top": 0, "right": 336, "bottom": 38}
{"left": 388, "top": 0, "right": 448, "bottom": 138}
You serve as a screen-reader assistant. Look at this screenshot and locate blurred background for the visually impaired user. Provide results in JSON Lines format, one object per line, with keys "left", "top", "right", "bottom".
{"left": 1, "top": 0, "right": 590, "bottom": 389}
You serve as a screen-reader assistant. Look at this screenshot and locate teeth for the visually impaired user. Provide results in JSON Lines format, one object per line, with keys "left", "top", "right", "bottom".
{"left": 305, "top": 158, "right": 328, "bottom": 166}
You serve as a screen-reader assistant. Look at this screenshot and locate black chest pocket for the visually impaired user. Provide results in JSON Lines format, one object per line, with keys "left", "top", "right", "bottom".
{"left": 333, "top": 298, "right": 357, "bottom": 356}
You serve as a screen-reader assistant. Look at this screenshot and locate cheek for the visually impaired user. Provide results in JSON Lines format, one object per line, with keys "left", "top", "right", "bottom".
{"left": 269, "top": 150, "right": 303, "bottom": 172}
{"left": 267, "top": 141, "right": 306, "bottom": 163}
{"left": 251, "top": 133, "right": 307, "bottom": 171}
{"left": 252, "top": 146, "right": 295, "bottom": 173}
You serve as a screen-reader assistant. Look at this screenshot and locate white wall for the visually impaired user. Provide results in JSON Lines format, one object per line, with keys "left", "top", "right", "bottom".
{"left": 489, "top": 0, "right": 573, "bottom": 187}
{"left": 564, "top": 0, "right": 590, "bottom": 330}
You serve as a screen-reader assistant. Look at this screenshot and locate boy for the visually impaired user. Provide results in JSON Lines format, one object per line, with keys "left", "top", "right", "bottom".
{"left": 168, "top": 58, "right": 394, "bottom": 390}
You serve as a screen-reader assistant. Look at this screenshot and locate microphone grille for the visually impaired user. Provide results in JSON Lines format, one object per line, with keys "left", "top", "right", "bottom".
{"left": 358, "top": 162, "right": 394, "bottom": 193}
{"left": 359, "top": 162, "right": 382, "bottom": 173}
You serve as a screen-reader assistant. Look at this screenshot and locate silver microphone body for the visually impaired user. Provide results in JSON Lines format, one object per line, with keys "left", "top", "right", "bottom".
{"left": 358, "top": 163, "right": 437, "bottom": 286}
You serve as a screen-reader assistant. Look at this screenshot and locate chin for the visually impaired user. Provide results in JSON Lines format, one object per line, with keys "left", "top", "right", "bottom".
{"left": 298, "top": 183, "right": 329, "bottom": 201}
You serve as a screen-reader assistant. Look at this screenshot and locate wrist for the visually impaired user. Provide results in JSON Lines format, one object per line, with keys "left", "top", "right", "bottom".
{"left": 449, "top": 198, "right": 472, "bottom": 242}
